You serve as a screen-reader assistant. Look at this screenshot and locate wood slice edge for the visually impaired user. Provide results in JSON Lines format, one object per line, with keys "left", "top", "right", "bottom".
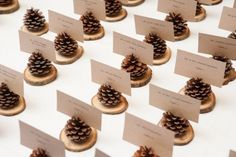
{"left": 0, "top": 0, "right": 19, "bottom": 14}
{"left": 105, "top": 8, "right": 127, "bottom": 22}
{"left": 84, "top": 27, "right": 105, "bottom": 41}
{"left": 174, "top": 27, "right": 190, "bottom": 41}
{"left": 121, "top": 0, "right": 145, "bottom": 6}
{"left": 131, "top": 67, "right": 152, "bottom": 88}
{"left": 153, "top": 47, "right": 171, "bottom": 65}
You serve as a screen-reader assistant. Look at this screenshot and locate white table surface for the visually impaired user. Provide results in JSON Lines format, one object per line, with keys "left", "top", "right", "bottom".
{"left": 0, "top": 0, "right": 236, "bottom": 157}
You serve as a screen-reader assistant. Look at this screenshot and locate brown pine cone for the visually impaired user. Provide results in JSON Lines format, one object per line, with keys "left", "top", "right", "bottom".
{"left": 121, "top": 54, "right": 148, "bottom": 80}
{"left": 23, "top": 8, "right": 46, "bottom": 32}
{"left": 0, "top": 83, "right": 19, "bottom": 110}
{"left": 228, "top": 31, "right": 236, "bottom": 39}
{"left": 54, "top": 32, "right": 78, "bottom": 57}
{"left": 213, "top": 55, "right": 234, "bottom": 77}
{"left": 105, "top": 0, "right": 122, "bottom": 17}
{"left": 133, "top": 146, "right": 159, "bottom": 157}
{"left": 195, "top": 0, "right": 203, "bottom": 16}
{"left": 162, "top": 112, "right": 189, "bottom": 137}
{"left": 0, "top": 0, "right": 12, "bottom": 6}
{"left": 184, "top": 77, "right": 212, "bottom": 102}
{"left": 80, "top": 11, "right": 101, "bottom": 35}
{"left": 144, "top": 33, "right": 167, "bottom": 59}
{"left": 30, "top": 148, "right": 49, "bottom": 157}
{"left": 65, "top": 116, "right": 92, "bottom": 144}
{"left": 27, "top": 52, "right": 52, "bottom": 77}
{"left": 97, "top": 84, "right": 121, "bottom": 107}
{"left": 165, "top": 12, "right": 187, "bottom": 36}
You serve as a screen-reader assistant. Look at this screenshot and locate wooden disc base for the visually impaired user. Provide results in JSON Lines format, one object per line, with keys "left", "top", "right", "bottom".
{"left": 0, "top": 96, "right": 26, "bottom": 116}
{"left": 158, "top": 118, "right": 194, "bottom": 145}
{"left": 153, "top": 47, "right": 171, "bottom": 65}
{"left": 24, "top": 65, "right": 57, "bottom": 86}
{"left": 131, "top": 67, "right": 152, "bottom": 88}
{"left": 175, "top": 27, "right": 190, "bottom": 41}
{"left": 200, "top": 0, "right": 222, "bottom": 5}
{"left": 0, "top": 0, "right": 19, "bottom": 14}
{"left": 84, "top": 27, "right": 105, "bottom": 41}
{"left": 194, "top": 7, "right": 206, "bottom": 22}
{"left": 55, "top": 45, "right": 84, "bottom": 65}
{"left": 121, "top": 0, "right": 145, "bottom": 6}
{"left": 91, "top": 95, "right": 128, "bottom": 114}
{"left": 60, "top": 127, "right": 97, "bottom": 152}
{"left": 223, "top": 69, "right": 236, "bottom": 85}
{"left": 105, "top": 8, "right": 127, "bottom": 22}
{"left": 179, "top": 87, "right": 216, "bottom": 113}
{"left": 21, "top": 23, "right": 49, "bottom": 36}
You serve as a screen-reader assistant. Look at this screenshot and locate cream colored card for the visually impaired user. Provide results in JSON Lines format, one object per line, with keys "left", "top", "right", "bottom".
{"left": 175, "top": 49, "right": 225, "bottom": 87}
{"left": 73, "top": 0, "right": 106, "bottom": 20}
{"left": 219, "top": 7, "right": 236, "bottom": 32}
{"left": 134, "top": 15, "right": 175, "bottom": 41}
{"left": 91, "top": 60, "right": 131, "bottom": 95}
{"left": 57, "top": 90, "right": 102, "bottom": 130}
{"left": 149, "top": 84, "right": 200, "bottom": 122}
{"left": 198, "top": 33, "right": 236, "bottom": 60}
{"left": 234, "top": 0, "right": 236, "bottom": 8}
{"left": 19, "top": 121, "right": 65, "bottom": 157}
{"left": 198, "top": 0, "right": 213, "bottom": 5}
{"left": 157, "top": 0, "right": 197, "bottom": 21}
{"left": 95, "top": 149, "right": 110, "bottom": 157}
{"left": 113, "top": 32, "right": 153, "bottom": 65}
{"left": 123, "top": 113, "right": 174, "bottom": 157}
{"left": 230, "top": 150, "right": 236, "bottom": 157}
{"left": 48, "top": 10, "right": 84, "bottom": 42}
{"left": 0, "top": 64, "right": 24, "bottom": 96}
{"left": 19, "top": 30, "right": 56, "bottom": 62}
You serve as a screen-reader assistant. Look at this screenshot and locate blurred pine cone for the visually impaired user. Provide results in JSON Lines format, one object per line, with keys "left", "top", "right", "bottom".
{"left": 54, "top": 32, "right": 78, "bottom": 57}
{"left": 0, "top": 83, "right": 19, "bottom": 110}
{"left": 0, "top": 0, "right": 12, "bottom": 6}
{"left": 23, "top": 8, "right": 46, "bottom": 32}
{"left": 105, "top": 0, "right": 122, "bottom": 17}
{"left": 213, "top": 55, "right": 234, "bottom": 77}
{"left": 195, "top": 0, "right": 203, "bottom": 16}
{"left": 228, "top": 31, "right": 236, "bottom": 39}
{"left": 80, "top": 11, "right": 101, "bottom": 34}
{"left": 65, "top": 116, "right": 92, "bottom": 144}
{"left": 133, "top": 146, "right": 159, "bottom": 157}
{"left": 144, "top": 33, "right": 167, "bottom": 59}
{"left": 30, "top": 148, "right": 49, "bottom": 157}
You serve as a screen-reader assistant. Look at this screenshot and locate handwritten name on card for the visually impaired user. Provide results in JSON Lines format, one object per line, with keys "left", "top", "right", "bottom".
{"left": 219, "top": 7, "right": 236, "bottom": 32}
{"left": 95, "top": 149, "right": 110, "bottom": 157}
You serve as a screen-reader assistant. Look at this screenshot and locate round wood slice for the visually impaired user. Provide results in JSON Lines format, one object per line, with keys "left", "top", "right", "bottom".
{"left": 0, "top": 0, "right": 19, "bottom": 14}
{"left": 153, "top": 47, "right": 171, "bottom": 65}
{"left": 223, "top": 69, "right": 236, "bottom": 85}
{"left": 194, "top": 7, "right": 206, "bottom": 22}
{"left": 24, "top": 65, "right": 57, "bottom": 86}
{"left": 55, "top": 45, "right": 84, "bottom": 65}
{"left": 121, "top": 0, "right": 145, "bottom": 6}
{"left": 0, "top": 96, "right": 26, "bottom": 116}
{"left": 60, "top": 127, "right": 97, "bottom": 152}
{"left": 158, "top": 118, "right": 194, "bottom": 145}
{"left": 84, "top": 26, "right": 105, "bottom": 41}
{"left": 131, "top": 67, "right": 152, "bottom": 88}
{"left": 105, "top": 8, "right": 127, "bottom": 22}
{"left": 200, "top": 0, "right": 222, "bottom": 5}
{"left": 91, "top": 95, "right": 128, "bottom": 114}
{"left": 179, "top": 87, "right": 216, "bottom": 113}
{"left": 20, "top": 22, "right": 49, "bottom": 36}
{"left": 174, "top": 27, "right": 190, "bottom": 41}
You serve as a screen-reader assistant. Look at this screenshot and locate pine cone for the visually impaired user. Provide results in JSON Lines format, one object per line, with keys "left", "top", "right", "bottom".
{"left": 27, "top": 52, "right": 52, "bottom": 77}
{"left": 184, "top": 77, "right": 212, "bottom": 102}
{"left": 54, "top": 32, "right": 78, "bottom": 57}
{"left": 144, "top": 33, "right": 167, "bottom": 59}
{"left": 30, "top": 148, "right": 49, "bottom": 157}
{"left": 133, "top": 146, "right": 159, "bottom": 157}
{"left": 65, "top": 116, "right": 92, "bottom": 144}
{"left": 97, "top": 84, "right": 121, "bottom": 107}
{"left": 162, "top": 112, "right": 189, "bottom": 137}
{"left": 121, "top": 54, "right": 148, "bottom": 80}
{"left": 105, "top": 0, "right": 122, "bottom": 17}
{"left": 23, "top": 8, "right": 46, "bottom": 32}
{"left": 0, "top": 83, "right": 19, "bottom": 110}
{"left": 0, "top": 0, "right": 12, "bottom": 6}
{"left": 213, "top": 56, "right": 234, "bottom": 77}
{"left": 228, "top": 31, "right": 236, "bottom": 39}
{"left": 165, "top": 12, "right": 187, "bottom": 36}
{"left": 80, "top": 11, "right": 101, "bottom": 35}
{"left": 195, "top": 0, "right": 203, "bottom": 16}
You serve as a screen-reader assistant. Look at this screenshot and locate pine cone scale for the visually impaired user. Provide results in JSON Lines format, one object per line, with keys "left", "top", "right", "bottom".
{"left": 0, "top": 83, "right": 19, "bottom": 110}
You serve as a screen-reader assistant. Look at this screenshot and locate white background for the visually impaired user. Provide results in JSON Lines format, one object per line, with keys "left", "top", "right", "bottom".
{"left": 0, "top": 0, "right": 236, "bottom": 156}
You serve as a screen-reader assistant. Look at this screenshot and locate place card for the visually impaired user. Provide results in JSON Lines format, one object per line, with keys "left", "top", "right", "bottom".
{"left": 57, "top": 90, "right": 102, "bottom": 130}
{"left": 19, "top": 121, "right": 65, "bottom": 157}
{"left": 198, "top": 33, "right": 236, "bottom": 60}
{"left": 175, "top": 49, "right": 225, "bottom": 87}
{"left": 48, "top": 10, "right": 84, "bottom": 42}
{"left": 91, "top": 60, "right": 131, "bottom": 95}
{"left": 19, "top": 30, "right": 56, "bottom": 62}
{"left": 95, "top": 148, "right": 110, "bottom": 157}
{"left": 134, "top": 15, "right": 174, "bottom": 41}
{"left": 123, "top": 113, "right": 174, "bottom": 157}
{"left": 149, "top": 84, "right": 200, "bottom": 122}
{"left": 230, "top": 150, "right": 236, "bottom": 157}
{"left": 219, "top": 7, "right": 236, "bottom": 32}
{"left": 234, "top": 0, "right": 236, "bottom": 8}
{"left": 113, "top": 32, "right": 153, "bottom": 65}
